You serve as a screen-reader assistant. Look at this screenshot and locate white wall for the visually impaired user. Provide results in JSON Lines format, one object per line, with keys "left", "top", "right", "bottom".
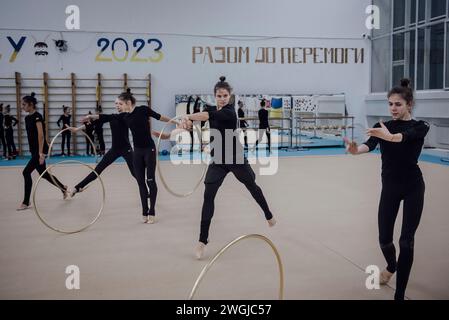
{"left": 0, "top": 0, "right": 372, "bottom": 152}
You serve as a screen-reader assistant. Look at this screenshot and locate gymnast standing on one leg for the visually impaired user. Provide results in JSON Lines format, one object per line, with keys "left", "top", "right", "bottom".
{"left": 69, "top": 100, "right": 170, "bottom": 197}
{"left": 344, "top": 79, "right": 429, "bottom": 300}
{"left": 181, "top": 76, "right": 276, "bottom": 259}
{"left": 17, "top": 92, "right": 68, "bottom": 211}
{"left": 119, "top": 88, "right": 175, "bottom": 224}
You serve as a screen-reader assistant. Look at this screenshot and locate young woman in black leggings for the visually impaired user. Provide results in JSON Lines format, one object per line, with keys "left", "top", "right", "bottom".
{"left": 17, "top": 93, "right": 68, "bottom": 211}
{"left": 4, "top": 104, "right": 18, "bottom": 159}
{"left": 57, "top": 105, "right": 71, "bottom": 156}
{"left": 181, "top": 77, "right": 276, "bottom": 259}
{"left": 0, "top": 104, "right": 7, "bottom": 159}
{"left": 119, "top": 89, "right": 174, "bottom": 224}
{"left": 345, "top": 79, "right": 429, "bottom": 300}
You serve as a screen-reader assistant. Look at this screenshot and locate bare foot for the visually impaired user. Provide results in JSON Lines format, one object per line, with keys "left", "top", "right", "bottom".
{"left": 16, "top": 203, "right": 31, "bottom": 211}
{"left": 195, "top": 242, "right": 206, "bottom": 260}
{"left": 268, "top": 218, "right": 277, "bottom": 227}
{"left": 147, "top": 216, "right": 155, "bottom": 224}
{"left": 70, "top": 187, "right": 82, "bottom": 198}
{"left": 380, "top": 269, "right": 394, "bottom": 285}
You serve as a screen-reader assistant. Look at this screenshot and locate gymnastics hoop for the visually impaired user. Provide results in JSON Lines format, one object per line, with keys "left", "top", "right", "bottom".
{"left": 189, "top": 234, "right": 284, "bottom": 300}
{"left": 156, "top": 115, "right": 207, "bottom": 198}
{"left": 32, "top": 160, "right": 106, "bottom": 234}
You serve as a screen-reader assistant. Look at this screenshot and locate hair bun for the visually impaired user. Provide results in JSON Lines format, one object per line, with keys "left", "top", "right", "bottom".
{"left": 219, "top": 76, "right": 226, "bottom": 82}
{"left": 30, "top": 92, "right": 36, "bottom": 97}
{"left": 126, "top": 88, "right": 131, "bottom": 94}
{"left": 400, "top": 78, "right": 410, "bottom": 88}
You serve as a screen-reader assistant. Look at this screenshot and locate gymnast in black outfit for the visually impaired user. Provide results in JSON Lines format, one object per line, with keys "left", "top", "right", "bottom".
{"left": 119, "top": 89, "right": 174, "bottom": 224}
{"left": 57, "top": 105, "right": 71, "bottom": 156}
{"left": 17, "top": 93, "right": 68, "bottom": 211}
{"left": 345, "top": 79, "right": 430, "bottom": 300}
{"left": 181, "top": 77, "right": 276, "bottom": 259}
{"left": 4, "top": 104, "right": 18, "bottom": 159}
{"left": 0, "top": 104, "right": 7, "bottom": 159}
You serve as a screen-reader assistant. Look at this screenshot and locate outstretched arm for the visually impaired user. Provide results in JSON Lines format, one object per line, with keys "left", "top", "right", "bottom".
{"left": 343, "top": 137, "right": 370, "bottom": 155}
{"left": 367, "top": 122, "right": 403, "bottom": 142}
{"left": 151, "top": 130, "right": 171, "bottom": 140}
{"left": 68, "top": 125, "right": 86, "bottom": 133}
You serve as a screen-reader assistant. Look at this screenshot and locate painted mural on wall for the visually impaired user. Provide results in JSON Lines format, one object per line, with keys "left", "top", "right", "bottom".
{"left": 0, "top": 35, "right": 165, "bottom": 64}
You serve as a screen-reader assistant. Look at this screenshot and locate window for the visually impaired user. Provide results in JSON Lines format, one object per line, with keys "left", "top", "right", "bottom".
{"left": 418, "top": 0, "right": 426, "bottom": 22}
{"left": 417, "top": 28, "right": 426, "bottom": 90}
{"left": 393, "top": 33, "right": 405, "bottom": 61}
{"left": 409, "top": 30, "right": 416, "bottom": 85}
{"left": 391, "top": 31, "right": 416, "bottom": 87}
{"left": 429, "top": 23, "right": 445, "bottom": 89}
{"left": 394, "top": 0, "right": 406, "bottom": 29}
{"left": 431, "top": 0, "right": 446, "bottom": 19}
{"left": 371, "top": 0, "right": 449, "bottom": 92}
{"left": 410, "top": 0, "right": 417, "bottom": 25}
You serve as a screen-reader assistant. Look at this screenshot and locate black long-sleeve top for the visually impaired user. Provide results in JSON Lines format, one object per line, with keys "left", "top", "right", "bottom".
{"left": 4, "top": 115, "right": 18, "bottom": 129}
{"left": 57, "top": 114, "right": 71, "bottom": 129}
{"left": 238, "top": 108, "right": 248, "bottom": 128}
{"left": 124, "top": 106, "right": 161, "bottom": 149}
{"left": 364, "top": 120, "right": 430, "bottom": 182}
{"left": 98, "top": 113, "right": 130, "bottom": 150}
{"left": 258, "top": 109, "right": 269, "bottom": 129}
{"left": 206, "top": 104, "right": 244, "bottom": 164}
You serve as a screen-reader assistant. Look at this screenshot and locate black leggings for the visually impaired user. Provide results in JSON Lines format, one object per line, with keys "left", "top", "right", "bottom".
{"left": 22, "top": 156, "right": 66, "bottom": 206}
{"left": 133, "top": 147, "right": 157, "bottom": 216}
{"left": 75, "top": 147, "right": 135, "bottom": 191}
{"left": 199, "top": 163, "right": 273, "bottom": 244}
{"left": 378, "top": 177, "right": 425, "bottom": 300}
{"left": 5, "top": 127, "right": 17, "bottom": 156}
{"left": 61, "top": 131, "right": 71, "bottom": 155}
{"left": 0, "top": 129, "right": 6, "bottom": 157}
{"left": 256, "top": 128, "right": 271, "bottom": 152}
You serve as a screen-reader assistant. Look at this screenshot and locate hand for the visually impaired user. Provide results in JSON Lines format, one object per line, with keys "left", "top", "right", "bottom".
{"left": 343, "top": 137, "right": 358, "bottom": 155}
{"left": 180, "top": 116, "right": 192, "bottom": 130}
{"left": 39, "top": 153, "right": 46, "bottom": 165}
{"left": 366, "top": 122, "right": 393, "bottom": 141}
